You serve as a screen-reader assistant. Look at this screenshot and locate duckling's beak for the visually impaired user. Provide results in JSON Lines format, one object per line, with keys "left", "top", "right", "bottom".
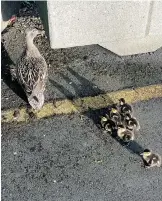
{"left": 140, "top": 153, "right": 143, "bottom": 156}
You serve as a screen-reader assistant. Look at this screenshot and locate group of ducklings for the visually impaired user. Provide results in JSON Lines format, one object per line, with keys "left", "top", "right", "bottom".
{"left": 100, "top": 98, "right": 161, "bottom": 169}
{"left": 101, "top": 98, "right": 140, "bottom": 142}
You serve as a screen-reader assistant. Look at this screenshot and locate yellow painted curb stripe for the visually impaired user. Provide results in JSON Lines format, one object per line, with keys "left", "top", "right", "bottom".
{"left": 1, "top": 84, "right": 162, "bottom": 123}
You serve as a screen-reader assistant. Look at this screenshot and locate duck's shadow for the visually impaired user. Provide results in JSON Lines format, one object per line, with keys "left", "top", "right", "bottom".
{"left": 1, "top": 42, "right": 27, "bottom": 102}
{"left": 50, "top": 67, "right": 144, "bottom": 156}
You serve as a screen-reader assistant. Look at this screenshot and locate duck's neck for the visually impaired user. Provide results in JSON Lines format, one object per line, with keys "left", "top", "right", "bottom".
{"left": 26, "top": 37, "right": 39, "bottom": 56}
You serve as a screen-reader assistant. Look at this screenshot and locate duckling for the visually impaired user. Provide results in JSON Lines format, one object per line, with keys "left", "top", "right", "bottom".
{"left": 124, "top": 113, "right": 140, "bottom": 131}
{"left": 100, "top": 116, "right": 108, "bottom": 128}
{"left": 140, "top": 149, "right": 161, "bottom": 168}
{"left": 119, "top": 98, "right": 133, "bottom": 116}
{"left": 100, "top": 115, "right": 116, "bottom": 134}
{"left": 109, "top": 104, "right": 121, "bottom": 127}
{"left": 16, "top": 28, "right": 47, "bottom": 110}
{"left": 117, "top": 125, "right": 135, "bottom": 144}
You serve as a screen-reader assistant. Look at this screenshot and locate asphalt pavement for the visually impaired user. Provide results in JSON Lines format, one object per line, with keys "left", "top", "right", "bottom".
{"left": 2, "top": 98, "right": 162, "bottom": 201}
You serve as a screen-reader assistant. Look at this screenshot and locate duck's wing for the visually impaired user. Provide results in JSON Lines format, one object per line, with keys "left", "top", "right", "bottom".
{"left": 17, "top": 54, "right": 47, "bottom": 96}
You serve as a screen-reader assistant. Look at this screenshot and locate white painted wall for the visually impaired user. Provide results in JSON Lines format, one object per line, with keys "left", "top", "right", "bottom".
{"left": 46, "top": 1, "right": 162, "bottom": 55}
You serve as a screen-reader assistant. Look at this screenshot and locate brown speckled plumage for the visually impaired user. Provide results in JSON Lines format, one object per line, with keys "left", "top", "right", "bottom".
{"left": 16, "top": 28, "right": 47, "bottom": 109}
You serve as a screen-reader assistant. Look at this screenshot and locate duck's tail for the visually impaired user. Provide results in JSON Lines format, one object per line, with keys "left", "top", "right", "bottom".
{"left": 28, "top": 92, "right": 44, "bottom": 110}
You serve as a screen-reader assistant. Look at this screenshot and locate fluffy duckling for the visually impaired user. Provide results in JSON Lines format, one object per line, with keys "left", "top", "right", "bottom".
{"left": 100, "top": 116, "right": 108, "bottom": 128}
{"left": 119, "top": 98, "right": 133, "bottom": 115}
{"left": 140, "top": 149, "right": 161, "bottom": 168}
{"left": 109, "top": 104, "right": 121, "bottom": 127}
{"left": 100, "top": 116, "right": 116, "bottom": 134}
{"left": 124, "top": 113, "right": 140, "bottom": 131}
{"left": 117, "top": 125, "right": 135, "bottom": 143}
{"left": 16, "top": 28, "right": 47, "bottom": 110}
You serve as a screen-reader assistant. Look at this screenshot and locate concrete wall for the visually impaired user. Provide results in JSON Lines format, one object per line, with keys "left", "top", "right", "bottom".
{"left": 45, "top": 1, "right": 162, "bottom": 56}
{"left": 1, "top": 1, "right": 20, "bottom": 21}
{"left": 1, "top": 1, "right": 162, "bottom": 55}
{"left": 36, "top": 1, "right": 50, "bottom": 39}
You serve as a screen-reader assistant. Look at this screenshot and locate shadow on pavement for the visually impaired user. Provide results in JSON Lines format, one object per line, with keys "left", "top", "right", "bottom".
{"left": 50, "top": 67, "right": 144, "bottom": 156}
{"left": 1, "top": 42, "right": 27, "bottom": 102}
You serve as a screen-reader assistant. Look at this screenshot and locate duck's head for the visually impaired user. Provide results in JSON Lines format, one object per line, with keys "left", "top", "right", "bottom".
{"left": 119, "top": 98, "right": 125, "bottom": 105}
{"left": 140, "top": 149, "right": 152, "bottom": 157}
{"left": 26, "top": 28, "right": 45, "bottom": 40}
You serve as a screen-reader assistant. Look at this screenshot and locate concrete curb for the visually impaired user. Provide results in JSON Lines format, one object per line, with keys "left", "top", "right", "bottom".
{"left": 1, "top": 84, "right": 162, "bottom": 123}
